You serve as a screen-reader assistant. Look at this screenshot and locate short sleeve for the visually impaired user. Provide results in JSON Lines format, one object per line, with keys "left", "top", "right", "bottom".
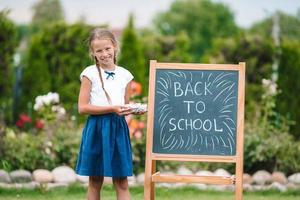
{"left": 125, "top": 70, "right": 134, "bottom": 85}
{"left": 80, "top": 67, "right": 93, "bottom": 82}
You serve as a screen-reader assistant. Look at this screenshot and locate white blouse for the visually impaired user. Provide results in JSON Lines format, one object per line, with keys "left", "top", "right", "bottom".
{"left": 80, "top": 65, "right": 133, "bottom": 106}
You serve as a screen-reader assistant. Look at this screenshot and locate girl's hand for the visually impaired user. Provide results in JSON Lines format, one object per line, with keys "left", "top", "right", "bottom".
{"left": 113, "top": 106, "right": 132, "bottom": 116}
{"left": 132, "top": 110, "right": 147, "bottom": 115}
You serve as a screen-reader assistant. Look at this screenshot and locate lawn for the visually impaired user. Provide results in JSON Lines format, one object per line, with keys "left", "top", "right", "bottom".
{"left": 0, "top": 184, "right": 299, "bottom": 200}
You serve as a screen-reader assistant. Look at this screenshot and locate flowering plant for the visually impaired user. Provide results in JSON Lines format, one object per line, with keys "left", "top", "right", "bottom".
{"left": 15, "top": 113, "right": 44, "bottom": 131}
{"left": 33, "top": 92, "right": 66, "bottom": 122}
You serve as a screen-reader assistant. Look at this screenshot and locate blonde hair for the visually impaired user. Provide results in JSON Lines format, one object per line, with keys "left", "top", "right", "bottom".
{"left": 88, "top": 28, "right": 118, "bottom": 64}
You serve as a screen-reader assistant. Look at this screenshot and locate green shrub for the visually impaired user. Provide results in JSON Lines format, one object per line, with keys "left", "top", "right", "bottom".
{"left": 0, "top": 125, "right": 81, "bottom": 172}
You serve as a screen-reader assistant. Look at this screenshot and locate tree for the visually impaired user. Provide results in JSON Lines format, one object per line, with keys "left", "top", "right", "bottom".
{"left": 202, "top": 33, "right": 274, "bottom": 119}
{"left": 0, "top": 10, "right": 18, "bottom": 121}
{"left": 154, "top": 0, "right": 239, "bottom": 61}
{"left": 118, "top": 14, "right": 146, "bottom": 92}
{"left": 31, "top": 0, "right": 65, "bottom": 32}
{"left": 250, "top": 11, "right": 300, "bottom": 42}
{"left": 22, "top": 22, "right": 93, "bottom": 111}
{"left": 277, "top": 40, "right": 300, "bottom": 139}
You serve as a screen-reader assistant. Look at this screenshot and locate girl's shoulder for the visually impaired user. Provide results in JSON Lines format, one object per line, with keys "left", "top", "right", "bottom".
{"left": 80, "top": 64, "right": 97, "bottom": 81}
{"left": 116, "top": 65, "right": 132, "bottom": 75}
{"left": 82, "top": 64, "right": 96, "bottom": 73}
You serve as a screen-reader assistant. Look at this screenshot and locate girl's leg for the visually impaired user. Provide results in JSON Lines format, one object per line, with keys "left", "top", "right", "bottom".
{"left": 87, "top": 176, "right": 104, "bottom": 200}
{"left": 113, "top": 177, "right": 131, "bottom": 200}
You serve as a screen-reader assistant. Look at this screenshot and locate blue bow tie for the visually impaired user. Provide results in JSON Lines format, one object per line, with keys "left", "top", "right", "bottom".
{"left": 104, "top": 71, "right": 115, "bottom": 80}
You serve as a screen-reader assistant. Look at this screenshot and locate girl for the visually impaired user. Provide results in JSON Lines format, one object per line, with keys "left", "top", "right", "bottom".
{"left": 76, "top": 28, "right": 143, "bottom": 200}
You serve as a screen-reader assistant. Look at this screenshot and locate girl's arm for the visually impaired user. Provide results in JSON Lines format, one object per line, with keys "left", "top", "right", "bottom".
{"left": 124, "top": 81, "right": 132, "bottom": 104}
{"left": 78, "top": 76, "right": 128, "bottom": 115}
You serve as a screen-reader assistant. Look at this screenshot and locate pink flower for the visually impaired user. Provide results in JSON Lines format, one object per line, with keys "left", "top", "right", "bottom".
{"left": 35, "top": 119, "right": 44, "bottom": 129}
{"left": 134, "top": 130, "right": 142, "bottom": 139}
{"left": 138, "top": 121, "right": 145, "bottom": 129}
{"left": 16, "top": 119, "right": 24, "bottom": 128}
{"left": 19, "top": 114, "right": 32, "bottom": 123}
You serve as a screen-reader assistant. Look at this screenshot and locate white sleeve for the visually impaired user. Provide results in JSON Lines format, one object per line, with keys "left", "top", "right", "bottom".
{"left": 80, "top": 67, "right": 93, "bottom": 82}
{"left": 125, "top": 70, "right": 134, "bottom": 85}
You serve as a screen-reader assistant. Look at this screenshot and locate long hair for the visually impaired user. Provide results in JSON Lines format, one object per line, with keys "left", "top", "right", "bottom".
{"left": 88, "top": 28, "right": 118, "bottom": 64}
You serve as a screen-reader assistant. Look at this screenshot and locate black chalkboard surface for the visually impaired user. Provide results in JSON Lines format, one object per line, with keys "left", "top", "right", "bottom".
{"left": 153, "top": 69, "right": 239, "bottom": 156}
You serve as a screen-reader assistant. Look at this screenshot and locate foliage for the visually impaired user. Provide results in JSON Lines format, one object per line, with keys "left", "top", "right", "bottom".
{"left": 154, "top": 0, "right": 239, "bottom": 61}
{"left": 31, "top": 0, "right": 65, "bottom": 33}
{"left": 202, "top": 33, "right": 274, "bottom": 120}
{"left": 244, "top": 79, "right": 299, "bottom": 174}
{"left": 250, "top": 11, "right": 300, "bottom": 42}
{"left": 140, "top": 28, "right": 192, "bottom": 81}
{"left": 0, "top": 10, "right": 18, "bottom": 123}
{"left": 118, "top": 14, "right": 146, "bottom": 93}
{"left": 0, "top": 125, "right": 80, "bottom": 172}
{"left": 276, "top": 40, "right": 300, "bottom": 139}
{"left": 22, "top": 22, "right": 93, "bottom": 111}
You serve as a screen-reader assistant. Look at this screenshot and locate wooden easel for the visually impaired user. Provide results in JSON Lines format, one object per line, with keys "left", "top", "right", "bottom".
{"left": 144, "top": 60, "right": 245, "bottom": 200}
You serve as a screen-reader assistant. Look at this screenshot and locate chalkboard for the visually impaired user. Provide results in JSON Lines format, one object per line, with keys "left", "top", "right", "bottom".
{"left": 153, "top": 69, "right": 239, "bottom": 156}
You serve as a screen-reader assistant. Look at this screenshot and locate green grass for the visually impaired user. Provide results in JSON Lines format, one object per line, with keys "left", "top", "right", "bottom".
{"left": 0, "top": 184, "right": 299, "bottom": 200}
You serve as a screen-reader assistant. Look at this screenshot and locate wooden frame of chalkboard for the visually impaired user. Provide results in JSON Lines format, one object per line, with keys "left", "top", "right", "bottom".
{"left": 144, "top": 60, "right": 245, "bottom": 200}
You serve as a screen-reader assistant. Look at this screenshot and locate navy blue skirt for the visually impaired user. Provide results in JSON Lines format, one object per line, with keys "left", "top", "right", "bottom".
{"left": 75, "top": 113, "right": 133, "bottom": 177}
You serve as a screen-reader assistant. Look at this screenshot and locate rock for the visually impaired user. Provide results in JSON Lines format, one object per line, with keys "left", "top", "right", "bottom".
{"left": 286, "top": 182, "right": 298, "bottom": 189}
{"left": 209, "top": 185, "right": 234, "bottom": 191}
{"left": 52, "top": 166, "right": 76, "bottom": 184}
{"left": 243, "top": 183, "right": 253, "bottom": 191}
{"left": 271, "top": 171, "right": 287, "bottom": 184}
{"left": 252, "top": 170, "right": 272, "bottom": 185}
{"left": 288, "top": 173, "right": 300, "bottom": 184}
{"left": 33, "top": 169, "right": 53, "bottom": 183}
{"left": 10, "top": 170, "right": 32, "bottom": 183}
{"left": 267, "top": 182, "right": 287, "bottom": 192}
{"left": 177, "top": 166, "right": 193, "bottom": 175}
{"left": 104, "top": 177, "right": 112, "bottom": 184}
{"left": 76, "top": 175, "right": 89, "bottom": 183}
{"left": 192, "top": 183, "right": 207, "bottom": 190}
{"left": 0, "top": 170, "right": 11, "bottom": 183}
{"left": 214, "top": 168, "right": 231, "bottom": 177}
{"left": 0, "top": 182, "right": 13, "bottom": 189}
{"left": 243, "top": 173, "right": 253, "bottom": 184}
{"left": 127, "top": 175, "right": 136, "bottom": 186}
{"left": 136, "top": 173, "right": 145, "bottom": 184}
{"left": 47, "top": 182, "right": 69, "bottom": 189}
{"left": 195, "top": 170, "right": 214, "bottom": 176}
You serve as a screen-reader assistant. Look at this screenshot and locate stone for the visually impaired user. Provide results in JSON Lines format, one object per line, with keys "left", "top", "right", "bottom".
{"left": 271, "top": 171, "right": 287, "bottom": 184}
{"left": 104, "top": 177, "right": 112, "bottom": 184}
{"left": 267, "top": 182, "right": 287, "bottom": 192}
{"left": 288, "top": 173, "right": 300, "bottom": 184}
{"left": 252, "top": 170, "right": 272, "bottom": 185}
{"left": 0, "top": 170, "right": 11, "bottom": 183}
{"left": 136, "top": 173, "right": 145, "bottom": 184}
{"left": 47, "top": 182, "right": 69, "bottom": 189}
{"left": 52, "top": 166, "right": 76, "bottom": 184}
{"left": 243, "top": 173, "right": 253, "bottom": 184}
{"left": 177, "top": 166, "right": 193, "bottom": 175}
{"left": 195, "top": 170, "right": 214, "bottom": 176}
{"left": 10, "top": 170, "right": 32, "bottom": 183}
{"left": 127, "top": 175, "right": 136, "bottom": 186}
{"left": 214, "top": 168, "right": 231, "bottom": 177}
{"left": 192, "top": 183, "right": 207, "bottom": 190}
{"left": 76, "top": 175, "right": 89, "bottom": 183}
{"left": 33, "top": 169, "right": 53, "bottom": 183}
{"left": 243, "top": 183, "right": 253, "bottom": 191}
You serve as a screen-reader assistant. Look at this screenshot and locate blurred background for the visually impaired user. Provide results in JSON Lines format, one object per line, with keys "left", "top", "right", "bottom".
{"left": 0, "top": 0, "right": 300, "bottom": 177}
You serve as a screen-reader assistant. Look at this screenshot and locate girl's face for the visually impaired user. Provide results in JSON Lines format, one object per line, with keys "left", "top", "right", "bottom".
{"left": 92, "top": 39, "right": 116, "bottom": 66}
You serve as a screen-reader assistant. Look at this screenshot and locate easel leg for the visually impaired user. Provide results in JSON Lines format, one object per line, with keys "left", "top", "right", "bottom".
{"left": 235, "top": 160, "right": 243, "bottom": 200}
{"left": 150, "top": 160, "right": 156, "bottom": 200}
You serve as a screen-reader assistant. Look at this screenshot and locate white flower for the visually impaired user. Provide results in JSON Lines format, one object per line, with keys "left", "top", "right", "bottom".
{"left": 71, "top": 115, "right": 76, "bottom": 121}
{"left": 58, "top": 107, "right": 66, "bottom": 115}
